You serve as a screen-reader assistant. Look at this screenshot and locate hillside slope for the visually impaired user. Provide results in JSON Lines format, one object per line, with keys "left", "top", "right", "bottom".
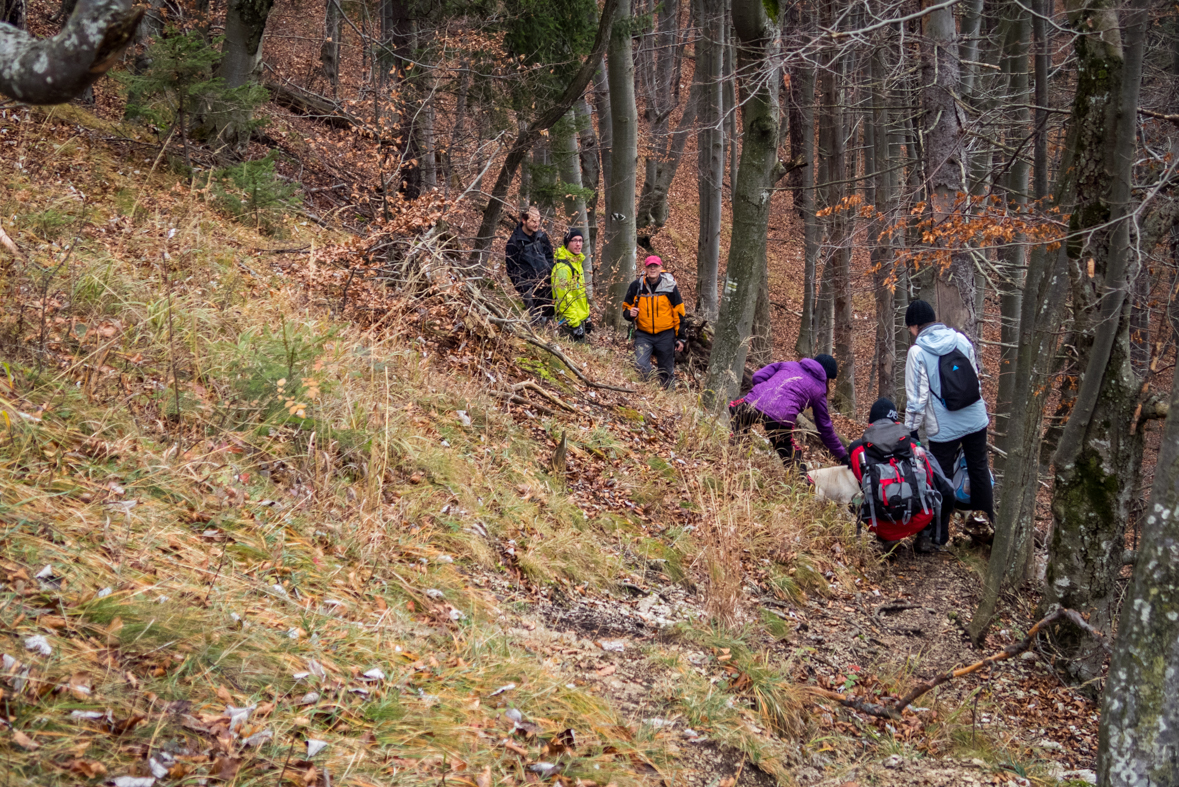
{"left": 0, "top": 106, "right": 1098, "bottom": 787}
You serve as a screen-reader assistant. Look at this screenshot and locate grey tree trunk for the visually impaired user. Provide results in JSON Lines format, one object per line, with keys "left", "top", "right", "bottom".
{"left": 695, "top": 0, "right": 724, "bottom": 321}
{"left": 820, "top": 16, "right": 854, "bottom": 415}
{"left": 319, "top": 0, "right": 342, "bottom": 94}
{"left": 702, "top": 0, "right": 779, "bottom": 410}
{"left": 592, "top": 63, "right": 613, "bottom": 299}
{"left": 574, "top": 97, "right": 600, "bottom": 282}
{"left": 219, "top": 0, "right": 275, "bottom": 90}
{"left": 1097, "top": 358, "right": 1179, "bottom": 783}
{"left": 603, "top": 0, "right": 639, "bottom": 329}
{"left": 0, "top": 0, "right": 141, "bottom": 104}
{"left": 467, "top": 0, "right": 619, "bottom": 267}
{"left": 869, "top": 49, "right": 896, "bottom": 401}
{"left": 793, "top": 65, "right": 818, "bottom": 357}
{"left": 1041, "top": 0, "right": 1151, "bottom": 689}
{"left": 635, "top": 0, "right": 689, "bottom": 235}
{"left": 554, "top": 110, "right": 593, "bottom": 301}
{"left": 921, "top": 3, "right": 978, "bottom": 341}
{"left": 993, "top": 2, "right": 1032, "bottom": 485}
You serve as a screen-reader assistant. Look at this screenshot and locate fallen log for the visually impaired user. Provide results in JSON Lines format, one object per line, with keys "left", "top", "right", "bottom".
{"left": 264, "top": 80, "right": 359, "bottom": 129}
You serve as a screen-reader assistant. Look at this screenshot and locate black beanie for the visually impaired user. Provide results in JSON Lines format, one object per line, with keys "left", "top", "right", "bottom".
{"left": 563, "top": 228, "right": 584, "bottom": 246}
{"left": 814, "top": 353, "right": 838, "bottom": 382}
{"left": 905, "top": 299, "right": 936, "bottom": 327}
{"left": 868, "top": 397, "right": 899, "bottom": 423}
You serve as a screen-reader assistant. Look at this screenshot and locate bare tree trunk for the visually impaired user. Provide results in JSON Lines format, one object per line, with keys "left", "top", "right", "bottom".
{"left": 219, "top": 0, "right": 275, "bottom": 88}
{"left": 695, "top": 0, "right": 724, "bottom": 320}
{"left": 1041, "top": 0, "right": 1150, "bottom": 689}
{"left": 993, "top": 1, "right": 1032, "bottom": 486}
{"left": 0, "top": 0, "right": 141, "bottom": 104}
{"left": 591, "top": 63, "right": 613, "bottom": 299}
{"left": 820, "top": 11, "right": 854, "bottom": 415}
{"left": 869, "top": 48, "right": 895, "bottom": 401}
{"left": 793, "top": 65, "right": 818, "bottom": 357}
{"left": 1097, "top": 356, "right": 1179, "bottom": 785}
{"left": 921, "top": 2, "right": 977, "bottom": 341}
{"left": 635, "top": 0, "right": 688, "bottom": 236}
{"left": 574, "top": 96, "right": 599, "bottom": 298}
{"left": 703, "top": 0, "right": 779, "bottom": 409}
{"left": 467, "top": 0, "right": 619, "bottom": 267}
{"left": 319, "top": 0, "right": 342, "bottom": 95}
{"left": 554, "top": 110, "right": 593, "bottom": 300}
{"left": 603, "top": 0, "right": 638, "bottom": 328}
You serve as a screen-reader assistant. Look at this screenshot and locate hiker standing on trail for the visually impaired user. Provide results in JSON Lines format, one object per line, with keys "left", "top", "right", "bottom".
{"left": 551, "top": 229, "right": 592, "bottom": 342}
{"left": 505, "top": 206, "right": 554, "bottom": 324}
{"left": 903, "top": 299, "right": 994, "bottom": 524}
{"left": 850, "top": 397, "right": 953, "bottom": 553}
{"left": 729, "top": 354, "right": 849, "bottom": 473}
{"left": 623, "top": 255, "right": 685, "bottom": 389}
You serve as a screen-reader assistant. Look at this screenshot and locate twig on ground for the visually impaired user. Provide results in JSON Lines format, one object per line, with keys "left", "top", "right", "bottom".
{"left": 803, "top": 607, "right": 1104, "bottom": 720}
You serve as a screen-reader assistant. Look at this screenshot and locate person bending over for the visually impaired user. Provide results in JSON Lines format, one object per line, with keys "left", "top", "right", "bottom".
{"left": 729, "top": 353, "right": 848, "bottom": 473}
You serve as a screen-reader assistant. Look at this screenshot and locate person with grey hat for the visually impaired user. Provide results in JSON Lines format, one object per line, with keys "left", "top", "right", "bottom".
{"left": 729, "top": 353, "right": 849, "bottom": 473}
{"left": 903, "top": 299, "right": 994, "bottom": 525}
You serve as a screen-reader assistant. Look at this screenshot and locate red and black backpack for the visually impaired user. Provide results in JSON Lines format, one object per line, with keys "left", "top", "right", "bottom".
{"left": 850, "top": 421, "right": 942, "bottom": 541}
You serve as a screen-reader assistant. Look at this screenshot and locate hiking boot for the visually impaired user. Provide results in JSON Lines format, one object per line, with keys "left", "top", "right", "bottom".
{"left": 913, "top": 531, "right": 934, "bottom": 554}
{"left": 876, "top": 534, "right": 901, "bottom": 558}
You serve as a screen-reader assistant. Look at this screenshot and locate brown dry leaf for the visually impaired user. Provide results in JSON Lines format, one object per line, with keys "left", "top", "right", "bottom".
{"left": 212, "top": 755, "right": 242, "bottom": 781}
{"left": 595, "top": 665, "right": 616, "bottom": 677}
{"left": 110, "top": 714, "right": 146, "bottom": 735}
{"left": 214, "top": 685, "right": 234, "bottom": 703}
{"left": 67, "top": 759, "right": 107, "bottom": 778}
{"left": 11, "top": 729, "right": 39, "bottom": 749}
{"left": 68, "top": 672, "right": 93, "bottom": 700}
{"left": 38, "top": 615, "right": 67, "bottom": 630}
{"left": 476, "top": 766, "right": 492, "bottom": 787}
{"left": 106, "top": 617, "right": 124, "bottom": 645}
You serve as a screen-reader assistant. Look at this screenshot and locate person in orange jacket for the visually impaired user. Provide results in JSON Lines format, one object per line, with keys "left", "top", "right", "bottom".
{"left": 623, "top": 255, "right": 685, "bottom": 389}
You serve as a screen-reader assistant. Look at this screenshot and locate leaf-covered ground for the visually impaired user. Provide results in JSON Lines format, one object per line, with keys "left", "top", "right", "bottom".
{"left": 0, "top": 106, "right": 1100, "bottom": 787}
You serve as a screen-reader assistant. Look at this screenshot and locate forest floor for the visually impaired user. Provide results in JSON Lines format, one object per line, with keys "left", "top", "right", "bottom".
{"left": 0, "top": 105, "right": 1103, "bottom": 787}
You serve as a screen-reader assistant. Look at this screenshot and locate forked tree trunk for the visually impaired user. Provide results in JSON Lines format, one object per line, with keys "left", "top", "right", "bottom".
{"left": 1041, "top": 0, "right": 1150, "bottom": 689}
{"left": 702, "top": 0, "right": 779, "bottom": 410}
{"left": 603, "top": 0, "right": 638, "bottom": 328}
{"left": 695, "top": 0, "right": 724, "bottom": 320}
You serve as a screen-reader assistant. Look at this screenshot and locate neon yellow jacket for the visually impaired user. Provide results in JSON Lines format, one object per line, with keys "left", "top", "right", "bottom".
{"left": 552, "top": 246, "right": 590, "bottom": 328}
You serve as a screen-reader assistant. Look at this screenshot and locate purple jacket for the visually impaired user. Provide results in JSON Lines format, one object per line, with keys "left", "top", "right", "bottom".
{"left": 744, "top": 359, "right": 848, "bottom": 461}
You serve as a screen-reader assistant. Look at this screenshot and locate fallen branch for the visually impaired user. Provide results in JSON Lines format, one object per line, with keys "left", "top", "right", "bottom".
{"left": 511, "top": 380, "right": 578, "bottom": 413}
{"left": 804, "top": 607, "right": 1104, "bottom": 720}
{"left": 491, "top": 391, "right": 556, "bottom": 417}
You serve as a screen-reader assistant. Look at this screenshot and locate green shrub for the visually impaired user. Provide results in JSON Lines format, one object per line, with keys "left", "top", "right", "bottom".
{"left": 208, "top": 155, "right": 300, "bottom": 233}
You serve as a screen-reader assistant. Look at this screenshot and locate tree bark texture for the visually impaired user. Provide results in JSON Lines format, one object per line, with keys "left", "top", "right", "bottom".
{"left": 574, "top": 95, "right": 600, "bottom": 281}
{"left": 219, "top": 0, "right": 275, "bottom": 89}
{"left": 554, "top": 110, "right": 593, "bottom": 299}
{"left": 920, "top": 3, "right": 978, "bottom": 342}
{"left": 1041, "top": 0, "right": 1150, "bottom": 687}
{"left": 0, "top": 0, "right": 141, "bottom": 104}
{"left": 820, "top": 21, "right": 854, "bottom": 415}
{"left": 869, "top": 48, "right": 895, "bottom": 402}
{"left": 695, "top": 0, "right": 724, "bottom": 321}
{"left": 602, "top": 0, "right": 638, "bottom": 328}
{"left": 319, "top": 0, "right": 342, "bottom": 92}
{"left": 592, "top": 62, "right": 613, "bottom": 298}
{"left": 702, "top": 0, "right": 779, "bottom": 410}
{"left": 1097, "top": 357, "right": 1179, "bottom": 786}
{"left": 468, "top": 0, "right": 619, "bottom": 268}
{"left": 793, "top": 65, "right": 817, "bottom": 357}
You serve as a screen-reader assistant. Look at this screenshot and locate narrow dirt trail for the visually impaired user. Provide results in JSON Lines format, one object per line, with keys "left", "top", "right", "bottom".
{"left": 489, "top": 533, "right": 1098, "bottom": 786}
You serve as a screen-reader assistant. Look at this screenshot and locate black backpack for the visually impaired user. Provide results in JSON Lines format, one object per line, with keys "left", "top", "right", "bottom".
{"left": 854, "top": 422, "right": 940, "bottom": 532}
{"left": 936, "top": 346, "right": 981, "bottom": 411}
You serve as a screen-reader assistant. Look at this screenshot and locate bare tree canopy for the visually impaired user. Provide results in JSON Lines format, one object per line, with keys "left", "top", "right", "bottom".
{"left": 0, "top": 0, "right": 142, "bottom": 105}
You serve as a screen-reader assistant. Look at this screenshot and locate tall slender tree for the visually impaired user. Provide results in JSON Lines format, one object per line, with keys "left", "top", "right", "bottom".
{"left": 602, "top": 0, "right": 639, "bottom": 328}
{"left": 694, "top": 0, "right": 724, "bottom": 321}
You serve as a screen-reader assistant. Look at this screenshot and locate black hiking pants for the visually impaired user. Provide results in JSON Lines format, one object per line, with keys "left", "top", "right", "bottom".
{"left": 729, "top": 400, "right": 805, "bottom": 472}
{"left": 928, "top": 427, "right": 994, "bottom": 524}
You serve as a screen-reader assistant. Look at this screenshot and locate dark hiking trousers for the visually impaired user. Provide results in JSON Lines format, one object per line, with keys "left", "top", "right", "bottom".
{"left": 509, "top": 274, "right": 550, "bottom": 321}
{"left": 635, "top": 329, "right": 676, "bottom": 389}
{"left": 729, "top": 400, "right": 806, "bottom": 472}
{"left": 928, "top": 427, "right": 994, "bottom": 524}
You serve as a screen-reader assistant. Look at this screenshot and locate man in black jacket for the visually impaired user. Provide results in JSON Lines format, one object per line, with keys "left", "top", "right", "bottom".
{"left": 504, "top": 206, "right": 554, "bottom": 323}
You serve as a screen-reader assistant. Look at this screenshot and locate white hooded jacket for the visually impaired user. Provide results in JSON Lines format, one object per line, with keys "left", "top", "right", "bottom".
{"left": 903, "top": 323, "right": 989, "bottom": 443}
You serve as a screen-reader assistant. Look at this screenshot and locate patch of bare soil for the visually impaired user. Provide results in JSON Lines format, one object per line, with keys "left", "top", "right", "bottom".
{"left": 493, "top": 521, "right": 1097, "bottom": 786}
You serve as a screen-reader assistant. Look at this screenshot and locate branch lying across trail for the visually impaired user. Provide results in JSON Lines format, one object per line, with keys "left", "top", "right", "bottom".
{"left": 804, "top": 607, "right": 1105, "bottom": 720}
{"left": 458, "top": 279, "right": 637, "bottom": 395}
